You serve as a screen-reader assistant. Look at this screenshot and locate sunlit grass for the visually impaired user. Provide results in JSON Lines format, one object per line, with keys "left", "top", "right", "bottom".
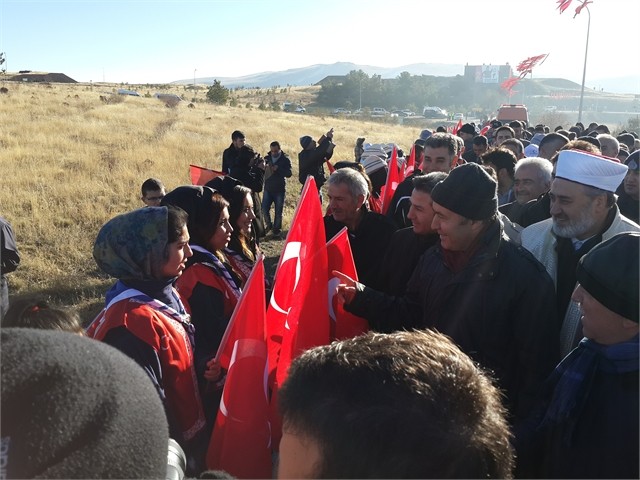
{"left": 1, "top": 81, "right": 420, "bottom": 321}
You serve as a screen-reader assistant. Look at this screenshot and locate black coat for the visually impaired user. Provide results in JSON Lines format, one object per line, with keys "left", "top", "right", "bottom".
{"left": 375, "top": 227, "right": 438, "bottom": 295}
{"left": 346, "top": 220, "right": 559, "bottom": 421}
{"left": 263, "top": 152, "right": 292, "bottom": 194}
{"left": 298, "top": 137, "right": 333, "bottom": 189}
{"left": 324, "top": 208, "right": 397, "bottom": 287}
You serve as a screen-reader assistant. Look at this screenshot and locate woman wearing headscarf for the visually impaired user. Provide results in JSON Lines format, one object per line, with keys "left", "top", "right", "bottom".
{"left": 87, "top": 206, "right": 207, "bottom": 472}
{"left": 160, "top": 186, "right": 242, "bottom": 427}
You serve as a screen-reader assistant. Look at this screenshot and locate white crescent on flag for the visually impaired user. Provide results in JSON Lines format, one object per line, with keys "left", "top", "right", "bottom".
{"left": 269, "top": 241, "right": 302, "bottom": 317}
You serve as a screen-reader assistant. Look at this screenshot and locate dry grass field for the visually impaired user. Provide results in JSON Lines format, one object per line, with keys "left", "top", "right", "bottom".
{"left": 0, "top": 81, "right": 421, "bottom": 322}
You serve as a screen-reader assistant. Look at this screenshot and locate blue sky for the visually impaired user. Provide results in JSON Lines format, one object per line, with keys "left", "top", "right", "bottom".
{"left": 1, "top": 0, "right": 638, "bottom": 90}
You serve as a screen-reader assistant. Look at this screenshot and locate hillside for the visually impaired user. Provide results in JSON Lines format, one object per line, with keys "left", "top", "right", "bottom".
{"left": 171, "top": 61, "right": 639, "bottom": 95}
{"left": 0, "top": 81, "right": 420, "bottom": 321}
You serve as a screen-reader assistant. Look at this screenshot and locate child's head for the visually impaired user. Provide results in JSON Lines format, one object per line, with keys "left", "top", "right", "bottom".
{"left": 2, "top": 298, "right": 84, "bottom": 334}
{"left": 141, "top": 178, "right": 166, "bottom": 206}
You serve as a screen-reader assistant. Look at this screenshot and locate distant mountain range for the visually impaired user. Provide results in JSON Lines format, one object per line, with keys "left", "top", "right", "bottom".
{"left": 175, "top": 62, "right": 465, "bottom": 88}
{"left": 174, "top": 62, "right": 639, "bottom": 95}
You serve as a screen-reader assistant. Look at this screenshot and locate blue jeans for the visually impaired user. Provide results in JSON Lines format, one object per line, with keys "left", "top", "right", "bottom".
{"left": 262, "top": 190, "right": 285, "bottom": 232}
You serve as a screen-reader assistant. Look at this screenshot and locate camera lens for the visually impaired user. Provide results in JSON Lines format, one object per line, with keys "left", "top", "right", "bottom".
{"left": 167, "top": 438, "right": 187, "bottom": 480}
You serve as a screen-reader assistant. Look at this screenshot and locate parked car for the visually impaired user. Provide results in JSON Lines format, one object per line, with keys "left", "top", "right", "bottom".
{"left": 391, "top": 110, "right": 414, "bottom": 117}
{"left": 295, "top": 105, "right": 306, "bottom": 113}
{"left": 371, "top": 107, "right": 389, "bottom": 116}
{"left": 453, "top": 113, "right": 465, "bottom": 120}
{"left": 422, "top": 106, "right": 447, "bottom": 119}
{"left": 282, "top": 102, "right": 292, "bottom": 111}
{"left": 333, "top": 108, "right": 351, "bottom": 114}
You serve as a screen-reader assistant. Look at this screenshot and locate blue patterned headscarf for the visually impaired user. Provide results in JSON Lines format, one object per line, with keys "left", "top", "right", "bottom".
{"left": 93, "top": 207, "right": 169, "bottom": 281}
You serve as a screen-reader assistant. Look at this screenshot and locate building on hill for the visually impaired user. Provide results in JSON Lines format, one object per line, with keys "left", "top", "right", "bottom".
{"left": 464, "top": 65, "right": 513, "bottom": 84}
{"left": 8, "top": 72, "right": 77, "bottom": 83}
{"left": 315, "top": 75, "right": 347, "bottom": 87}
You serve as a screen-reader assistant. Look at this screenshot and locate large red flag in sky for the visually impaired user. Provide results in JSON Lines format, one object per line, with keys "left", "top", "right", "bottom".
{"left": 190, "top": 164, "right": 225, "bottom": 186}
{"left": 326, "top": 228, "right": 369, "bottom": 341}
{"left": 206, "top": 257, "right": 271, "bottom": 479}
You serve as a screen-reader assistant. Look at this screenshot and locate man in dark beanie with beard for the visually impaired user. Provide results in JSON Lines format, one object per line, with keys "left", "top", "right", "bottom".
{"left": 334, "top": 163, "right": 559, "bottom": 423}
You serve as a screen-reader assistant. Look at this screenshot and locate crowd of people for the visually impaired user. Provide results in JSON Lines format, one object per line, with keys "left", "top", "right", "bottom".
{"left": 1, "top": 118, "right": 639, "bottom": 479}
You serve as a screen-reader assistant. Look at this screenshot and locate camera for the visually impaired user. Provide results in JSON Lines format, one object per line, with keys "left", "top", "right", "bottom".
{"left": 167, "top": 438, "right": 187, "bottom": 480}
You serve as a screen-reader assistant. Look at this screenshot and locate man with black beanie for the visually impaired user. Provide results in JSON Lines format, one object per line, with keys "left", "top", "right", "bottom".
{"left": 517, "top": 232, "right": 639, "bottom": 479}
{"left": 298, "top": 128, "right": 335, "bottom": 195}
{"left": 1, "top": 328, "right": 170, "bottom": 478}
{"left": 335, "top": 163, "right": 559, "bottom": 423}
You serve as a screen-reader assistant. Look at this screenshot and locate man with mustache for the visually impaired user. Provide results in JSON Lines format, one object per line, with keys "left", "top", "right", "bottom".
{"left": 521, "top": 150, "right": 640, "bottom": 356}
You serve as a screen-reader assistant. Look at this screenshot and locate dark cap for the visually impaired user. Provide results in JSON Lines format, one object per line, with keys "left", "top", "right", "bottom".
{"left": 1, "top": 328, "right": 169, "bottom": 478}
{"left": 625, "top": 150, "right": 639, "bottom": 171}
{"left": 206, "top": 175, "right": 243, "bottom": 202}
{"left": 300, "top": 135, "right": 313, "bottom": 149}
{"left": 431, "top": 163, "right": 498, "bottom": 220}
{"left": 576, "top": 232, "right": 639, "bottom": 322}
{"left": 459, "top": 123, "right": 476, "bottom": 136}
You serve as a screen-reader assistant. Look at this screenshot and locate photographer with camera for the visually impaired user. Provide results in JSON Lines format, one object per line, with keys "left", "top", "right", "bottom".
{"left": 227, "top": 143, "right": 267, "bottom": 239}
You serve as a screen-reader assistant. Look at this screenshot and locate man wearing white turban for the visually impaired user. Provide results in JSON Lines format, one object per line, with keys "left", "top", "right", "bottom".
{"left": 521, "top": 150, "right": 640, "bottom": 355}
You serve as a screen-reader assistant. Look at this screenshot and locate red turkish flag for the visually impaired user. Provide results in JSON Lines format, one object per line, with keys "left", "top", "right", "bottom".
{"left": 381, "top": 146, "right": 400, "bottom": 215}
{"left": 206, "top": 257, "right": 271, "bottom": 479}
{"left": 326, "top": 228, "right": 369, "bottom": 340}
{"left": 405, "top": 144, "right": 416, "bottom": 177}
{"left": 269, "top": 177, "right": 329, "bottom": 387}
{"left": 574, "top": 0, "right": 591, "bottom": 17}
{"left": 189, "top": 164, "right": 225, "bottom": 186}
{"left": 452, "top": 119, "right": 463, "bottom": 136}
{"left": 326, "top": 160, "right": 336, "bottom": 174}
{"left": 557, "top": 0, "right": 572, "bottom": 13}
{"left": 265, "top": 177, "right": 329, "bottom": 450}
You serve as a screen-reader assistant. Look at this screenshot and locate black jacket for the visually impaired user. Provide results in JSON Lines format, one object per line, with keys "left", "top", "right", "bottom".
{"left": 375, "top": 227, "right": 438, "bottom": 295}
{"left": 346, "top": 220, "right": 559, "bottom": 421}
{"left": 298, "top": 137, "right": 333, "bottom": 188}
{"left": 263, "top": 151, "right": 292, "bottom": 193}
{"left": 324, "top": 208, "right": 397, "bottom": 287}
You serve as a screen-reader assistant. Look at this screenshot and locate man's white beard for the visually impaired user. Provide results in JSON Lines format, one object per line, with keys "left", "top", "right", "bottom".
{"left": 552, "top": 208, "right": 598, "bottom": 239}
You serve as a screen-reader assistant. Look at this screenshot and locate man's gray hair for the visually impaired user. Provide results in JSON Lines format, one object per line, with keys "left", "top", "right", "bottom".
{"left": 327, "top": 167, "right": 370, "bottom": 200}
{"left": 515, "top": 157, "right": 553, "bottom": 184}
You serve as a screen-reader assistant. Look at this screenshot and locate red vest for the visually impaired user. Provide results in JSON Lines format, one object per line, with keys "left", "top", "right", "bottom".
{"left": 88, "top": 295, "right": 206, "bottom": 441}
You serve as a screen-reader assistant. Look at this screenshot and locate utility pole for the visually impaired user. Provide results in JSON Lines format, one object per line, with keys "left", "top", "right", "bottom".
{"left": 577, "top": 5, "right": 590, "bottom": 123}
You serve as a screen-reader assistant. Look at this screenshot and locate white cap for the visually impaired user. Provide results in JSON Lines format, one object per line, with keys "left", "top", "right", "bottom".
{"left": 524, "top": 144, "right": 539, "bottom": 157}
{"left": 555, "top": 150, "right": 628, "bottom": 192}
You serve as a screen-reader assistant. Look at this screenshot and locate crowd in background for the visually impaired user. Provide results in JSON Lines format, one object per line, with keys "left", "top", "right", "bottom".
{"left": 1, "top": 116, "right": 639, "bottom": 479}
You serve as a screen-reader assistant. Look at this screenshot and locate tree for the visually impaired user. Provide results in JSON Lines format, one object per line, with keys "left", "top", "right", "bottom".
{"left": 206, "top": 80, "right": 230, "bottom": 105}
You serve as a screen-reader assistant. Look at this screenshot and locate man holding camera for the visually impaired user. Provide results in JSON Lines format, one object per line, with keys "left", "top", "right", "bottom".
{"left": 298, "top": 128, "right": 335, "bottom": 198}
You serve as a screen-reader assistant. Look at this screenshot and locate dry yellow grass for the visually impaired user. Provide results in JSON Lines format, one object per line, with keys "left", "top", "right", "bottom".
{"left": 0, "top": 81, "right": 421, "bottom": 321}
